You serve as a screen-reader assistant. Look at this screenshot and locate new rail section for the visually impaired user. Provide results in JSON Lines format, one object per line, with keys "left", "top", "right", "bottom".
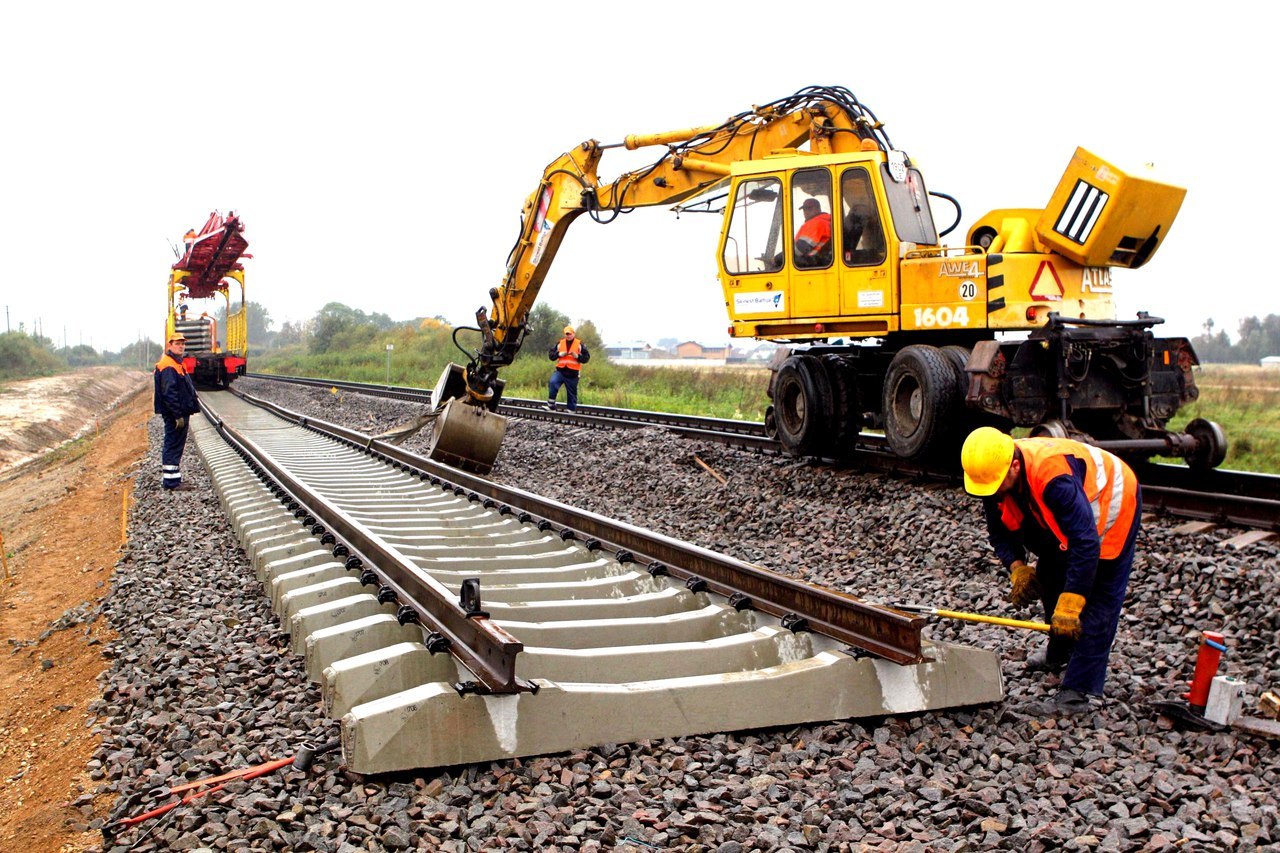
{"left": 193, "top": 388, "right": 1004, "bottom": 773}
{"left": 245, "top": 373, "right": 1280, "bottom": 533}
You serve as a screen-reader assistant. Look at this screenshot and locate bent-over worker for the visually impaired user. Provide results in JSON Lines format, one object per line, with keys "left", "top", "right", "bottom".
{"left": 960, "top": 427, "right": 1141, "bottom": 715}
{"left": 154, "top": 332, "right": 201, "bottom": 491}
{"left": 547, "top": 325, "right": 590, "bottom": 411}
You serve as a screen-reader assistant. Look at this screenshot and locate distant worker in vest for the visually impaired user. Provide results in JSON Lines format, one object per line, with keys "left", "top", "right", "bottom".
{"left": 794, "top": 197, "right": 833, "bottom": 267}
{"left": 153, "top": 332, "right": 201, "bottom": 491}
{"left": 546, "top": 325, "right": 590, "bottom": 411}
{"left": 183, "top": 228, "right": 196, "bottom": 257}
{"left": 960, "top": 427, "right": 1141, "bottom": 716}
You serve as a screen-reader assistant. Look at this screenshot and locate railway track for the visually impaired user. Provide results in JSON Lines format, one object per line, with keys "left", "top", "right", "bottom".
{"left": 193, "top": 389, "right": 1002, "bottom": 774}
{"left": 245, "top": 372, "right": 1280, "bottom": 535}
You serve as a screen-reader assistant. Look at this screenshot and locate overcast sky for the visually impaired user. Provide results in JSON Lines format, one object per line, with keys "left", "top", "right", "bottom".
{"left": 1, "top": 3, "right": 1272, "bottom": 353}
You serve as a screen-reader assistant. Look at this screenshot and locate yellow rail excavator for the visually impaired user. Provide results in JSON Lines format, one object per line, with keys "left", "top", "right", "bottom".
{"left": 420, "top": 84, "right": 1224, "bottom": 475}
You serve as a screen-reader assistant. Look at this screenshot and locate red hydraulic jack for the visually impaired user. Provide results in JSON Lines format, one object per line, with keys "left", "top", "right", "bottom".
{"left": 1150, "top": 630, "right": 1230, "bottom": 731}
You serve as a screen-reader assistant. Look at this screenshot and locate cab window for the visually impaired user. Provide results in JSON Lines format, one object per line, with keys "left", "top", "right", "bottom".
{"left": 791, "top": 168, "right": 833, "bottom": 270}
{"left": 722, "top": 177, "right": 784, "bottom": 274}
{"left": 840, "top": 168, "right": 887, "bottom": 266}
{"left": 881, "top": 164, "right": 938, "bottom": 245}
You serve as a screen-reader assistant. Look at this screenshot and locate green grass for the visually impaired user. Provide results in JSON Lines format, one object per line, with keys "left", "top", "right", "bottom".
{"left": 498, "top": 358, "right": 771, "bottom": 420}
{"left": 1163, "top": 365, "right": 1280, "bottom": 473}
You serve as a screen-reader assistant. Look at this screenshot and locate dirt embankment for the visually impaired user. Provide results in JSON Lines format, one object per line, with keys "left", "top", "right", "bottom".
{"left": 0, "top": 367, "right": 149, "bottom": 473}
{"left": 0, "top": 367, "right": 152, "bottom": 852}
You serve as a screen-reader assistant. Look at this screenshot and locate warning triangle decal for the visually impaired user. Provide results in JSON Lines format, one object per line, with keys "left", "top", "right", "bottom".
{"left": 1030, "top": 260, "right": 1064, "bottom": 302}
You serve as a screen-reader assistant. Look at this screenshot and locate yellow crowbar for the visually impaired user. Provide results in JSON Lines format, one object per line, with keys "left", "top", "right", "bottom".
{"left": 890, "top": 602, "right": 1050, "bottom": 633}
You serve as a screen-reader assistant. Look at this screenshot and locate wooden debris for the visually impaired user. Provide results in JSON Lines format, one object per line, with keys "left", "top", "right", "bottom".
{"left": 693, "top": 455, "right": 728, "bottom": 485}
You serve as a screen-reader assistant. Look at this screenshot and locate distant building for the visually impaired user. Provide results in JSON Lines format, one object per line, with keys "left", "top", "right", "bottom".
{"left": 675, "top": 341, "right": 732, "bottom": 360}
{"left": 1262, "top": 356, "right": 1280, "bottom": 369}
{"left": 605, "top": 341, "right": 654, "bottom": 362}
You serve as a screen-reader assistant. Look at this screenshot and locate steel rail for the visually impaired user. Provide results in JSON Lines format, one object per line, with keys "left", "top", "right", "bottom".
{"left": 200, "top": 397, "right": 532, "bottom": 694}
{"left": 232, "top": 388, "right": 928, "bottom": 665}
{"left": 242, "top": 373, "right": 1280, "bottom": 531}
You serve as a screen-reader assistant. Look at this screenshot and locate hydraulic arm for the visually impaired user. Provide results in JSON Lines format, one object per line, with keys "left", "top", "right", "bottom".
{"left": 463, "top": 86, "right": 891, "bottom": 403}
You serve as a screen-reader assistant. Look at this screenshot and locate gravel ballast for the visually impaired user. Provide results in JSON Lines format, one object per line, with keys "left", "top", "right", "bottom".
{"left": 88, "top": 380, "right": 1280, "bottom": 851}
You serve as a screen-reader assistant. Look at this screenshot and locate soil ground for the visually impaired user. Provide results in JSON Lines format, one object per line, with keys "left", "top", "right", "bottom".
{"left": 0, "top": 368, "right": 151, "bottom": 852}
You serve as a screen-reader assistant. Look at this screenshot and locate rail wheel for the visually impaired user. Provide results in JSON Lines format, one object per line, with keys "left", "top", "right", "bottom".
{"left": 772, "top": 355, "right": 833, "bottom": 457}
{"left": 881, "top": 345, "right": 960, "bottom": 460}
{"left": 1185, "top": 418, "right": 1227, "bottom": 474}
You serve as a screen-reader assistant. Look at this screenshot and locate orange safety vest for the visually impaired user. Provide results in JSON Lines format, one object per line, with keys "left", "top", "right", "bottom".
{"left": 797, "top": 212, "right": 832, "bottom": 252}
{"left": 556, "top": 338, "right": 583, "bottom": 371}
{"left": 998, "top": 438, "right": 1138, "bottom": 560}
{"left": 155, "top": 353, "right": 187, "bottom": 375}
{"left": 184, "top": 229, "right": 196, "bottom": 243}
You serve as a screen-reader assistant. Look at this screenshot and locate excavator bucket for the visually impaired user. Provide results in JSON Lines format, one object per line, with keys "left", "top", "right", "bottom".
{"left": 375, "top": 363, "right": 508, "bottom": 473}
{"left": 425, "top": 396, "right": 507, "bottom": 474}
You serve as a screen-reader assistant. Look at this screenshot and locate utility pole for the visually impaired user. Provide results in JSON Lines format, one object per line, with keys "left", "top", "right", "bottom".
{"left": 4, "top": 305, "right": 8, "bottom": 333}
{"left": 385, "top": 343, "right": 394, "bottom": 385}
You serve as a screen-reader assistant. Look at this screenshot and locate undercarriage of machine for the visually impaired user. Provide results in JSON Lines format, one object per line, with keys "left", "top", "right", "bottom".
{"left": 765, "top": 311, "right": 1226, "bottom": 472}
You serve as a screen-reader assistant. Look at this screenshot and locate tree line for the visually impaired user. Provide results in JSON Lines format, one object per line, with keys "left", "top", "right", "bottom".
{"left": 1190, "top": 315, "right": 1280, "bottom": 364}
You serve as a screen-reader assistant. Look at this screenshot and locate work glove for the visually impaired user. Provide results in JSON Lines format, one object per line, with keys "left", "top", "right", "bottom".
{"left": 1050, "top": 592, "right": 1086, "bottom": 641}
{"left": 175, "top": 417, "right": 186, "bottom": 429}
{"left": 1009, "top": 560, "right": 1040, "bottom": 607}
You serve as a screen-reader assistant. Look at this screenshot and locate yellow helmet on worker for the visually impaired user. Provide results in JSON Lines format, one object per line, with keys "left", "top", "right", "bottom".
{"left": 563, "top": 325, "right": 575, "bottom": 335}
{"left": 168, "top": 331, "right": 187, "bottom": 343}
{"left": 961, "top": 427, "right": 1016, "bottom": 496}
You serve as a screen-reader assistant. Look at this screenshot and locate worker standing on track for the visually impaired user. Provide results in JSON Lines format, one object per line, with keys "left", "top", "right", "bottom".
{"left": 960, "top": 427, "right": 1141, "bottom": 715}
{"left": 547, "top": 325, "right": 590, "bottom": 411}
{"left": 154, "top": 332, "right": 201, "bottom": 492}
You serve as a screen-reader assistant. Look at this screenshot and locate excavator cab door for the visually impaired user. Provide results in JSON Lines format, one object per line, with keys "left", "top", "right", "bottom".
{"left": 788, "top": 167, "right": 838, "bottom": 318}
{"left": 837, "top": 166, "right": 892, "bottom": 317}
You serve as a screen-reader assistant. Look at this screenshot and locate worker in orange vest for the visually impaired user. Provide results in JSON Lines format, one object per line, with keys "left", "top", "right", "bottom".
{"left": 153, "top": 333, "right": 201, "bottom": 491}
{"left": 794, "top": 198, "right": 832, "bottom": 267}
{"left": 546, "top": 325, "right": 590, "bottom": 411}
{"left": 961, "top": 427, "right": 1141, "bottom": 715}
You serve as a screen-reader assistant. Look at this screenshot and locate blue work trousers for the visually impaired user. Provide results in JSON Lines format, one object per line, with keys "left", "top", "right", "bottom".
{"left": 548, "top": 369, "right": 580, "bottom": 411}
{"left": 1033, "top": 487, "right": 1142, "bottom": 696}
{"left": 161, "top": 416, "right": 190, "bottom": 488}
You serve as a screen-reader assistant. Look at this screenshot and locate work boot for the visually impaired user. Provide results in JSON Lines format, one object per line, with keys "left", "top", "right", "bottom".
{"left": 1054, "top": 688, "right": 1092, "bottom": 715}
{"left": 1033, "top": 687, "right": 1092, "bottom": 717}
{"left": 545, "top": 401, "right": 556, "bottom": 411}
{"left": 1026, "top": 644, "right": 1068, "bottom": 673}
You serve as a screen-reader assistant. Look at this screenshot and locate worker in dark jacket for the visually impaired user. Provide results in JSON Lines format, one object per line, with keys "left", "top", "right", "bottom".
{"left": 154, "top": 332, "right": 201, "bottom": 491}
{"left": 546, "top": 325, "right": 590, "bottom": 411}
{"left": 960, "top": 427, "right": 1141, "bottom": 715}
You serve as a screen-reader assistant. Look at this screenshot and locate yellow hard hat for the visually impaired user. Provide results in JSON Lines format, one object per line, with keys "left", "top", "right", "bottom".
{"left": 961, "top": 427, "right": 1015, "bottom": 496}
{"left": 168, "top": 331, "right": 187, "bottom": 343}
{"left": 563, "top": 325, "right": 575, "bottom": 335}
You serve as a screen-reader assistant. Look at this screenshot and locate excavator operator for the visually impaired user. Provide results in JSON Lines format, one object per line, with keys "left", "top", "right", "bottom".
{"left": 794, "top": 198, "right": 833, "bottom": 268}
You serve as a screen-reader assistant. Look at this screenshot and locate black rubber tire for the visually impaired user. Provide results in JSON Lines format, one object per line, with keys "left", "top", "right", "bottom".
{"left": 881, "top": 345, "right": 960, "bottom": 459}
{"left": 820, "top": 355, "right": 861, "bottom": 455}
{"left": 772, "top": 355, "right": 833, "bottom": 457}
{"left": 940, "top": 345, "right": 970, "bottom": 389}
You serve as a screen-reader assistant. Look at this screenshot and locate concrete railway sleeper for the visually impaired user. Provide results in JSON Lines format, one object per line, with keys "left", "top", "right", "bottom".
{"left": 192, "top": 390, "right": 1002, "bottom": 773}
